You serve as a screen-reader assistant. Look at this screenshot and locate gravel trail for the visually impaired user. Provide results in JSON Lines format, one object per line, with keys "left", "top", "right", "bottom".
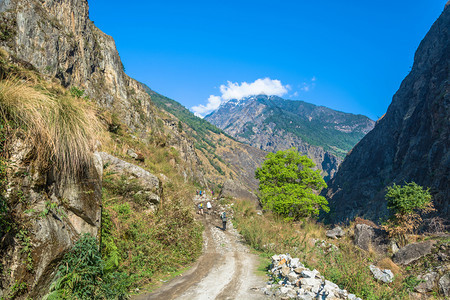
{"left": 133, "top": 196, "right": 266, "bottom": 300}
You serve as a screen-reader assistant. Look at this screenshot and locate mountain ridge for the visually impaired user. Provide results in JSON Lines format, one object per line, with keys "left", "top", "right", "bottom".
{"left": 205, "top": 94, "right": 375, "bottom": 180}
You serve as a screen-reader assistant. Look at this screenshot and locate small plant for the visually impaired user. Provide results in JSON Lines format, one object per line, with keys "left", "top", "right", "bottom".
{"left": 69, "top": 86, "right": 84, "bottom": 98}
{"left": 382, "top": 182, "right": 434, "bottom": 246}
{"left": 16, "top": 229, "right": 33, "bottom": 271}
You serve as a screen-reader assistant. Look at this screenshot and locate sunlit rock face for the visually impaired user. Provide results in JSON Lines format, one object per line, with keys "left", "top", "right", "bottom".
{"left": 324, "top": 4, "right": 450, "bottom": 225}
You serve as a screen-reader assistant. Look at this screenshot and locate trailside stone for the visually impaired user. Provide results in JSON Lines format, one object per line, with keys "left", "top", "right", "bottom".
{"left": 414, "top": 272, "right": 438, "bottom": 293}
{"left": 290, "top": 257, "right": 301, "bottom": 268}
{"left": 369, "top": 265, "right": 394, "bottom": 283}
{"left": 393, "top": 241, "right": 434, "bottom": 265}
{"left": 439, "top": 272, "right": 450, "bottom": 297}
{"left": 354, "top": 224, "right": 374, "bottom": 251}
{"left": 281, "top": 266, "right": 291, "bottom": 277}
{"left": 326, "top": 226, "right": 345, "bottom": 239}
{"left": 294, "top": 267, "right": 308, "bottom": 274}
{"left": 287, "top": 271, "right": 299, "bottom": 284}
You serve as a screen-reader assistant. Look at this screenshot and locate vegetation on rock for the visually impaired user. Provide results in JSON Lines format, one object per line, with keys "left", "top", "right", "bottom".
{"left": 255, "top": 148, "right": 328, "bottom": 220}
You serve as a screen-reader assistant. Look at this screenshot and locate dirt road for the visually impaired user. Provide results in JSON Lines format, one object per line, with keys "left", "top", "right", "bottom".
{"left": 133, "top": 197, "right": 266, "bottom": 300}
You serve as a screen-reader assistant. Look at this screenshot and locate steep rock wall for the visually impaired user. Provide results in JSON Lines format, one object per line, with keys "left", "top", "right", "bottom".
{"left": 324, "top": 4, "right": 449, "bottom": 224}
{"left": 0, "top": 139, "right": 103, "bottom": 299}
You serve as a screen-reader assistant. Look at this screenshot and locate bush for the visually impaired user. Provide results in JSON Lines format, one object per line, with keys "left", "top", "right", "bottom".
{"left": 45, "top": 233, "right": 129, "bottom": 300}
{"left": 383, "top": 182, "right": 434, "bottom": 246}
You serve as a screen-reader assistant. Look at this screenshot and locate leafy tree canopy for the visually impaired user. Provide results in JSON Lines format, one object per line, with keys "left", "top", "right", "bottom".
{"left": 255, "top": 148, "right": 328, "bottom": 220}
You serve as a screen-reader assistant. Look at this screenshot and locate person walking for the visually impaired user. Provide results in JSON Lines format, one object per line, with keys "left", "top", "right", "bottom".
{"left": 198, "top": 202, "right": 204, "bottom": 215}
{"left": 221, "top": 211, "right": 227, "bottom": 231}
{"left": 206, "top": 201, "right": 212, "bottom": 213}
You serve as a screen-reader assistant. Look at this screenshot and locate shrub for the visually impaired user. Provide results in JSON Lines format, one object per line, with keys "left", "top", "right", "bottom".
{"left": 382, "top": 182, "right": 434, "bottom": 246}
{"left": 45, "top": 233, "right": 129, "bottom": 299}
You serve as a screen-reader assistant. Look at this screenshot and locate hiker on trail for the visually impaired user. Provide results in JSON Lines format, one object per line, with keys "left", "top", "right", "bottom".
{"left": 221, "top": 211, "right": 227, "bottom": 231}
{"left": 206, "top": 201, "right": 212, "bottom": 213}
{"left": 199, "top": 190, "right": 202, "bottom": 197}
{"left": 196, "top": 190, "right": 199, "bottom": 195}
{"left": 198, "top": 202, "right": 204, "bottom": 215}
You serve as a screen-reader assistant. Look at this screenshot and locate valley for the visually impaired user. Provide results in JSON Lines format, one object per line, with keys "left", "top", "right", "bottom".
{"left": 0, "top": 0, "right": 448, "bottom": 299}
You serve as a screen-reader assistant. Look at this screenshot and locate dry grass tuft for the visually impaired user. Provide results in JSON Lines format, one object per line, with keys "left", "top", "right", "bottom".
{"left": 377, "top": 257, "right": 401, "bottom": 275}
{"left": 0, "top": 78, "right": 103, "bottom": 180}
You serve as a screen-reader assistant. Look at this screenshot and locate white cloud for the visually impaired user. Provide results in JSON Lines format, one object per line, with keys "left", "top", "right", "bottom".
{"left": 191, "top": 77, "right": 289, "bottom": 117}
{"left": 192, "top": 95, "right": 222, "bottom": 117}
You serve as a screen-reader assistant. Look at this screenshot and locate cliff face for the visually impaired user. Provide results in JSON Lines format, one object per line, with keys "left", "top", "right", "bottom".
{"left": 324, "top": 5, "right": 449, "bottom": 224}
{"left": 205, "top": 95, "right": 374, "bottom": 181}
{"left": 0, "top": 138, "right": 103, "bottom": 299}
{"left": 0, "top": 0, "right": 154, "bottom": 131}
{"left": 0, "top": 0, "right": 206, "bottom": 179}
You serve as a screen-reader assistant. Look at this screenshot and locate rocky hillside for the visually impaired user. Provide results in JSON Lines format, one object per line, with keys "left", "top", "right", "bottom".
{"left": 142, "top": 85, "right": 267, "bottom": 193}
{"left": 205, "top": 95, "right": 374, "bottom": 180}
{"left": 324, "top": 4, "right": 449, "bottom": 225}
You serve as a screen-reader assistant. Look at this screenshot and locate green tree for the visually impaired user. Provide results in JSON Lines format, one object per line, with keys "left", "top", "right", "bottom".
{"left": 382, "top": 182, "right": 434, "bottom": 246}
{"left": 255, "top": 148, "right": 328, "bottom": 220}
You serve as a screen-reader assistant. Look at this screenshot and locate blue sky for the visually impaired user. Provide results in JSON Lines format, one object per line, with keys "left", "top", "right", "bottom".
{"left": 89, "top": 0, "right": 447, "bottom": 120}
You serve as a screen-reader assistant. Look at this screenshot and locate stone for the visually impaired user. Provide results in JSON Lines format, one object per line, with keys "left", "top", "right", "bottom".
{"left": 299, "top": 278, "right": 322, "bottom": 293}
{"left": 393, "top": 241, "right": 434, "bottom": 265}
{"left": 414, "top": 272, "right": 438, "bottom": 293}
{"left": 287, "top": 271, "right": 299, "bottom": 284}
{"left": 326, "top": 226, "right": 345, "bottom": 239}
{"left": 294, "top": 267, "right": 308, "bottom": 274}
{"left": 348, "top": 294, "right": 357, "bottom": 300}
{"left": 281, "top": 266, "right": 291, "bottom": 277}
{"left": 127, "top": 148, "right": 139, "bottom": 159}
{"left": 369, "top": 265, "right": 394, "bottom": 283}
{"left": 354, "top": 224, "right": 374, "bottom": 251}
{"left": 439, "top": 272, "right": 450, "bottom": 297}
{"left": 290, "top": 257, "right": 300, "bottom": 268}
{"left": 300, "top": 269, "right": 320, "bottom": 279}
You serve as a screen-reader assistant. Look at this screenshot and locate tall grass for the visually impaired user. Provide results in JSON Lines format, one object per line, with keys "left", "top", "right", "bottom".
{"left": 232, "top": 198, "right": 410, "bottom": 299}
{"left": 0, "top": 79, "right": 102, "bottom": 180}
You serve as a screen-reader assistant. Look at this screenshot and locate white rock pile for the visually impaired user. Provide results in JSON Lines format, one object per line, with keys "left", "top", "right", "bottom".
{"left": 262, "top": 254, "right": 362, "bottom": 300}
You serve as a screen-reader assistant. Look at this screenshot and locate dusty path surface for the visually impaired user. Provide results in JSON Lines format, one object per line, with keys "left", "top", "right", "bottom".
{"left": 133, "top": 196, "right": 266, "bottom": 300}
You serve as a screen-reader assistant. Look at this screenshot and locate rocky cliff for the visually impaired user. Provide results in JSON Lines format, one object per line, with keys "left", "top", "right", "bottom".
{"left": 0, "top": 0, "right": 208, "bottom": 182}
{"left": 0, "top": 0, "right": 153, "bottom": 131}
{"left": 324, "top": 4, "right": 449, "bottom": 225}
{"left": 205, "top": 95, "right": 374, "bottom": 181}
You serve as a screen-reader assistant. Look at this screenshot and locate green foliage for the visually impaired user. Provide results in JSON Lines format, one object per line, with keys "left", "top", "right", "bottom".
{"left": 383, "top": 182, "right": 434, "bottom": 246}
{"left": 386, "top": 182, "right": 432, "bottom": 215}
{"left": 255, "top": 148, "right": 328, "bottom": 220}
{"left": 16, "top": 229, "right": 33, "bottom": 271}
{"left": 70, "top": 86, "right": 85, "bottom": 98}
{"left": 45, "top": 233, "right": 129, "bottom": 300}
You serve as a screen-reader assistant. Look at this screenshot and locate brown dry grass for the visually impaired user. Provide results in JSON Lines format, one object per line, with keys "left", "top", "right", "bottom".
{"left": 0, "top": 78, "right": 103, "bottom": 179}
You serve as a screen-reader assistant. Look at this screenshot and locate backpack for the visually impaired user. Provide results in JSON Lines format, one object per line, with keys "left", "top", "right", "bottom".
{"left": 221, "top": 212, "right": 227, "bottom": 222}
